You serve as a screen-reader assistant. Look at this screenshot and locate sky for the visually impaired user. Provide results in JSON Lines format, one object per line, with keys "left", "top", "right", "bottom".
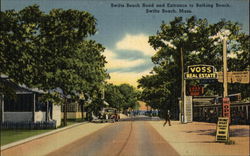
{"left": 2, "top": 0, "right": 249, "bottom": 87}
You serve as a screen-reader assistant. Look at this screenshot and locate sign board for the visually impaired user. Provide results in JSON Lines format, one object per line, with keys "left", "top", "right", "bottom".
{"left": 216, "top": 117, "right": 229, "bottom": 142}
{"left": 185, "top": 65, "right": 217, "bottom": 79}
{"left": 189, "top": 85, "right": 204, "bottom": 96}
{"left": 199, "top": 79, "right": 217, "bottom": 84}
{"left": 217, "top": 71, "right": 250, "bottom": 84}
{"left": 185, "top": 96, "right": 193, "bottom": 122}
{"left": 223, "top": 97, "right": 230, "bottom": 121}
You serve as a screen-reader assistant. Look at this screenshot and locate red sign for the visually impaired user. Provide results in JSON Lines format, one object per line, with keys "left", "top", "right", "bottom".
{"left": 189, "top": 86, "right": 204, "bottom": 96}
{"left": 222, "top": 97, "right": 230, "bottom": 122}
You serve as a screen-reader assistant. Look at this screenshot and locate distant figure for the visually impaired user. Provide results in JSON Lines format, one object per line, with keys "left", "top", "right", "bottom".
{"left": 163, "top": 110, "right": 171, "bottom": 126}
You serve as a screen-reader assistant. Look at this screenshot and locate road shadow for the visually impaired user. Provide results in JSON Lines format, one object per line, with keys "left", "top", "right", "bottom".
{"left": 184, "top": 128, "right": 249, "bottom": 137}
{"left": 187, "top": 141, "right": 216, "bottom": 143}
{"left": 119, "top": 116, "right": 162, "bottom": 122}
{"left": 185, "top": 129, "right": 216, "bottom": 136}
{"left": 230, "top": 128, "right": 249, "bottom": 137}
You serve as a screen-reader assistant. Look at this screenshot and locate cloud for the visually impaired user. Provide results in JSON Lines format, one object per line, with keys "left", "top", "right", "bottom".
{"left": 107, "top": 70, "right": 152, "bottom": 87}
{"left": 103, "top": 34, "right": 155, "bottom": 87}
{"left": 116, "top": 34, "right": 156, "bottom": 56}
{"left": 103, "top": 49, "right": 146, "bottom": 69}
{"left": 108, "top": 61, "right": 154, "bottom": 73}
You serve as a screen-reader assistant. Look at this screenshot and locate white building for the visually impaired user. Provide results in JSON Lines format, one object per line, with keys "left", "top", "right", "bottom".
{"left": 0, "top": 78, "right": 61, "bottom": 128}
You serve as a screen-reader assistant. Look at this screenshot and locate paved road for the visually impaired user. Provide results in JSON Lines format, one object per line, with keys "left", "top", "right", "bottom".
{"left": 47, "top": 120, "right": 179, "bottom": 156}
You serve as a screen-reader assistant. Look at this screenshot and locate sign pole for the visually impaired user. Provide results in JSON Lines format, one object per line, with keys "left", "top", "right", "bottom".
{"left": 223, "top": 39, "right": 228, "bottom": 97}
{"left": 184, "top": 79, "right": 187, "bottom": 123}
{"left": 222, "top": 38, "right": 230, "bottom": 142}
{"left": 181, "top": 47, "right": 185, "bottom": 123}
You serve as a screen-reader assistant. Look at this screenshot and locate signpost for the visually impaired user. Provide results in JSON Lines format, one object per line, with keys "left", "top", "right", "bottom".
{"left": 222, "top": 97, "right": 231, "bottom": 122}
{"left": 189, "top": 85, "right": 204, "bottom": 96}
{"left": 181, "top": 48, "right": 185, "bottom": 124}
{"left": 184, "top": 65, "right": 217, "bottom": 79}
{"left": 223, "top": 39, "right": 228, "bottom": 97}
{"left": 216, "top": 117, "right": 229, "bottom": 142}
{"left": 219, "top": 38, "right": 230, "bottom": 143}
{"left": 183, "top": 65, "right": 217, "bottom": 123}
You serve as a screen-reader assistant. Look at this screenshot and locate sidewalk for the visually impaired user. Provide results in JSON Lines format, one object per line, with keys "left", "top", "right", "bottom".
{"left": 1, "top": 122, "right": 110, "bottom": 156}
{"left": 149, "top": 121, "right": 250, "bottom": 156}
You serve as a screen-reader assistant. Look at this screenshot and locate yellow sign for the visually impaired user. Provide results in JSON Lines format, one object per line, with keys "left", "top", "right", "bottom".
{"left": 217, "top": 71, "right": 250, "bottom": 84}
{"left": 185, "top": 73, "right": 217, "bottom": 79}
{"left": 187, "top": 65, "right": 215, "bottom": 73}
{"left": 185, "top": 65, "right": 217, "bottom": 79}
{"left": 216, "top": 117, "right": 229, "bottom": 142}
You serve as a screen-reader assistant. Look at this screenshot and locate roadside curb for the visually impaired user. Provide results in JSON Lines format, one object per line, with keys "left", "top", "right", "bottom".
{"left": 1, "top": 122, "right": 88, "bottom": 151}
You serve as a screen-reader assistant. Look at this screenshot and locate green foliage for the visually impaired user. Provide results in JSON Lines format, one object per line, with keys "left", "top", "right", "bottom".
{"left": 138, "top": 16, "right": 249, "bottom": 112}
{"left": 104, "top": 83, "right": 123, "bottom": 110}
{"left": 104, "top": 83, "right": 139, "bottom": 110}
{"left": 118, "top": 84, "right": 139, "bottom": 109}
{"left": 0, "top": 5, "right": 109, "bottom": 126}
{"left": 40, "top": 92, "right": 64, "bottom": 105}
{"left": 0, "top": 5, "right": 108, "bottom": 99}
{"left": 0, "top": 80, "right": 16, "bottom": 100}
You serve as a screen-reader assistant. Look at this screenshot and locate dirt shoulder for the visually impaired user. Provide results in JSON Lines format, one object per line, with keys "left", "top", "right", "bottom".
{"left": 149, "top": 121, "right": 250, "bottom": 156}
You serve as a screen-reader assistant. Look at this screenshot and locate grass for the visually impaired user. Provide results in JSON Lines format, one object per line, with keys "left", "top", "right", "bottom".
{"left": 1, "top": 129, "right": 52, "bottom": 146}
{"left": 1, "top": 119, "right": 86, "bottom": 146}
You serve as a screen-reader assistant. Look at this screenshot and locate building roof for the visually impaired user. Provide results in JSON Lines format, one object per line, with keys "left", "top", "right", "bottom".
{"left": 192, "top": 96, "right": 216, "bottom": 106}
{"left": 0, "top": 77, "right": 44, "bottom": 94}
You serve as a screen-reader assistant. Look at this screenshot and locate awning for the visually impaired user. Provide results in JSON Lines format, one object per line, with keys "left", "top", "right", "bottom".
{"left": 0, "top": 77, "right": 44, "bottom": 94}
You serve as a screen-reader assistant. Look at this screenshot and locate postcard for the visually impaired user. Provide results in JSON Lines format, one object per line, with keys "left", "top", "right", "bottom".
{"left": 1, "top": 0, "right": 249, "bottom": 156}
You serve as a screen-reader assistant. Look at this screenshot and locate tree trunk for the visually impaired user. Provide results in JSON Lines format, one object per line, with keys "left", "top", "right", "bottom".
{"left": 33, "top": 93, "right": 36, "bottom": 123}
{"left": 63, "top": 98, "right": 67, "bottom": 126}
{"left": 1, "top": 95, "right": 4, "bottom": 123}
{"left": 46, "top": 101, "right": 49, "bottom": 122}
{"left": 81, "top": 101, "right": 84, "bottom": 120}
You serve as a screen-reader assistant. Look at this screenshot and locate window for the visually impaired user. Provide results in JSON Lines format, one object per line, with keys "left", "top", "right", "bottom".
{"left": 4, "top": 94, "right": 33, "bottom": 112}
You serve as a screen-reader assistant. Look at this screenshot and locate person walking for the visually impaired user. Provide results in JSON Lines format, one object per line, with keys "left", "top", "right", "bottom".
{"left": 163, "top": 110, "right": 171, "bottom": 126}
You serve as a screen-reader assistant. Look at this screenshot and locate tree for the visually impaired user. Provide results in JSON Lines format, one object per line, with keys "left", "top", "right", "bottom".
{"left": 104, "top": 83, "right": 123, "bottom": 110}
{"left": 0, "top": 5, "right": 108, "bottom": 126}
{"left": 138, "top": 74, "right": 172, "bottom": 110}
{"left": 118, "top": 84, "right": 139, "bottom": 110}
{"left": 138, "top": 16, "right": 249, "bottom": 116}
{"left": 104, "top": 83, "right": 139, "bottom": 111}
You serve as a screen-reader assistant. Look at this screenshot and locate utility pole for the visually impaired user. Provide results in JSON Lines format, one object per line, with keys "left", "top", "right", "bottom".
{"left": 223, "top": 39, "right": 228, "bottom": 97}
{"left": 181, "top": 47, "right": 185, "bottom": 123}
{"left": 222, "top": 38, "right": 231, "bottom": 121}
{"left": 221, "top": 38, "right": 231, "bottom": 142}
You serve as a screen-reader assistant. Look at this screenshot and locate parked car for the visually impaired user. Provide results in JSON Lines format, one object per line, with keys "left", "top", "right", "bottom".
{"left": 100, "top": 108, "right": 120, "bottom": 122}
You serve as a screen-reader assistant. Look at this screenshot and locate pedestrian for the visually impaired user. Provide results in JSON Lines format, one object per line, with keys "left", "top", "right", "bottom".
{"left": 163, "top": 110, "right": 171, "bottom": 126}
